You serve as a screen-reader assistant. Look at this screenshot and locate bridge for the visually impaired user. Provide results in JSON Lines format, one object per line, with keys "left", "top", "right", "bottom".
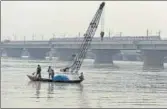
{"left": 1, "top": 37, "right": 167, "bottom": 70}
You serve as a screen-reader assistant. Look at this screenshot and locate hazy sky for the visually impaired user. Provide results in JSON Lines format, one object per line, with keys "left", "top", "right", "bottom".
{"left": 1, "top": 1, "right": 167, "bottom": 41}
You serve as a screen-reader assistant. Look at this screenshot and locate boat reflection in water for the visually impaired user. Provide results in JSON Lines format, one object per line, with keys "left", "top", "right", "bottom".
{"left": 28, "top": 81, "right": 41, "bottom": 99}
{"left": 27, "top": 81, "right": 90, "bottom": 108}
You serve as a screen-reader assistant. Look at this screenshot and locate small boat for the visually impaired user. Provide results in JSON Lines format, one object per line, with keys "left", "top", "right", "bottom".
{"left": 27, "top": 75, "right": 83, "bottom": 83}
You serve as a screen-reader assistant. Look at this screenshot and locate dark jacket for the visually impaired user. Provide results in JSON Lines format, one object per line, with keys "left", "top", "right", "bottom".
{"left": 37, "top": 66, "right": 41, "bottom": 73}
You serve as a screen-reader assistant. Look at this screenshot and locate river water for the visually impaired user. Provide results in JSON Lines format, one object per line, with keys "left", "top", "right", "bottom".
{"left": 1, "top": 57, "right": 167, "bottom": 108}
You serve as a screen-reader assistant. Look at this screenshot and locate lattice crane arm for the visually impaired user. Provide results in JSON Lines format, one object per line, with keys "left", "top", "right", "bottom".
{"left": 61, "top": 2, "right": 105, "bottom": 74}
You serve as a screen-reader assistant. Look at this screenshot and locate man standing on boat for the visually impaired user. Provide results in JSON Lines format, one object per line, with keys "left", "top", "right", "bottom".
{"left": 51, "top": 69, "right": 55, "bottom": 79}
{"left": 79, "top": 72, "right": 84, "bottom": 81}
{"left": 48, "top": 66, "right": 53, "bottom": 79}
{"left": 36, "top": 65, "right": 41, "bottom": 78}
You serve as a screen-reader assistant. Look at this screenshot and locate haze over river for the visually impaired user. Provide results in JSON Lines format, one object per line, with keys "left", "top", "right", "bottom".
{"left": 1, "top": 57, "right": 167, "bottom": 108}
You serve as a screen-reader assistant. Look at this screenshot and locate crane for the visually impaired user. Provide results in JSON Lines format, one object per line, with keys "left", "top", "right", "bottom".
{"left": 61, "top": 2, "right": 105, "bottom": 74}
{"left": 100, "top": 5, "right": 105, "bottom": 41}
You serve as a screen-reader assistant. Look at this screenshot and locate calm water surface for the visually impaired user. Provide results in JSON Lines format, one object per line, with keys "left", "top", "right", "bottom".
{"left": 1, "top": 58, "right": 167, "bottom": 108}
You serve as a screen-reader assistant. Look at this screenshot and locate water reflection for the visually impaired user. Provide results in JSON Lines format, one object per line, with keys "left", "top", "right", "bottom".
{"left": 77, "top": 84, "right": 90, "bottom": 108}
{"left": 53, "top": 83, "right": 70, "bottom": 90}
{"left": 28, "top": 81, "right": 41, "bottom": 99}
{"left": 28, "top": 81, "right": 55, "bottom": 99}
{"left": 47, "top": 82, "right": 54, "bottom": 100}
{"left": 36, "top": 82, "right": 41, "bottom": 99}
{"left": 93, "top": 64, "right": 120, "bottom": 69}
{"left": 48, "top": 82, "right": 54, "bottom": 94}
{"left": 27, "top": 81, "right": 90, "bottom": 108}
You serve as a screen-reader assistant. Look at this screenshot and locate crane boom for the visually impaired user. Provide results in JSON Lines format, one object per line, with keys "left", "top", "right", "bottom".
{"left": 62, "top": 2, "right": 105, "bottom": 74}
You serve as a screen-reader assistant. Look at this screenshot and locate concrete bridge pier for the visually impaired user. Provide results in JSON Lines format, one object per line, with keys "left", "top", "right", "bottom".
{"left": 21, "top": 48, "right": 30, "bottom": 56}
{"left": 112, "top": 53, "right": 123, "bottom": 61}
{"left": 92, "top": 49, "right": 120, "bottom": 64}
{"left": 86, "top": 51, "right": 95, "bottom": 59}
{"left": 28, "top": 48, "right": 50, "bottom": 59}
{"left": 123, "top": 54, "right": 139, "bottom": 61}
{"left": 142, "top": 50, "right": 167, "bottom": 70}
{"left": 45, "top": 48, "right": 58, "bottom": 60}
{"left": 0, "top": 48, "right": 7, "bottom": 57}
{"left": 5, "top": 48, "right": 23, "bottom": 58}
{"left": 56, "top": 48, "right": 79, "bottom": 61}
{"left": 51, "top": 48, "right": 58, "bottom": 57}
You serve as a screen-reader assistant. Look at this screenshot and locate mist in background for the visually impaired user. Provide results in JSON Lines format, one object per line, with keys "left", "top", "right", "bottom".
{"left": 1, "top": 1, "right": 167, "bottom": 41}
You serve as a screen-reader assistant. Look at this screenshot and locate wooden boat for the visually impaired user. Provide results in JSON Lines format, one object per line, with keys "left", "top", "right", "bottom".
{"left": 27, "top": 75, "right": 83, "bottom": 83}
